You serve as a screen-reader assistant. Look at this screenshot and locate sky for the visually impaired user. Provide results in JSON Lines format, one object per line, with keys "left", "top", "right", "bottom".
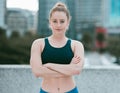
{"left": 7, "top": 0, "right": 38, "bottom": 11}
{"left": 6, "top": 0, "right": 120, "bottom": 26}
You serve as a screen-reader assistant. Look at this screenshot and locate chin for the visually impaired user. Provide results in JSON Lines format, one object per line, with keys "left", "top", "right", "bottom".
{"left": 55, "top": 30, "right": 63, "bottom": 32}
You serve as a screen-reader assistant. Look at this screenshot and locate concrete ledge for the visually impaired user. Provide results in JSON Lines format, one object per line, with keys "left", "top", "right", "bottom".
{"left": 0, "top": 65, "right": 120, "bottom": 93}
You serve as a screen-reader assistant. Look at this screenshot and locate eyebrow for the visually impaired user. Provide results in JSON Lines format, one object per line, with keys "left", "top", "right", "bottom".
{"left": 51, "top": 19, "right": 65, "bottom": 20}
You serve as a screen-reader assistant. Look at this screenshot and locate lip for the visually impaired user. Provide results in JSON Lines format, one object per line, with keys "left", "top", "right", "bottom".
{"left": 55, "top": 29, "right": 62, "bottom": 31}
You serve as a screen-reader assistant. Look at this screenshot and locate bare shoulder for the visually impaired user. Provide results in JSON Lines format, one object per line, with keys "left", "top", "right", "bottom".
{"left": 32, "top": 38, "right": 44, "bottom": 45}
{"left": 71, "top": 39, "right": 84, "bottom": 55}
{"left": 31, "top": 38, "right": 45, "bottom": 51}
{"left": 71, "top": 39, "right": 84, "bottom": 48}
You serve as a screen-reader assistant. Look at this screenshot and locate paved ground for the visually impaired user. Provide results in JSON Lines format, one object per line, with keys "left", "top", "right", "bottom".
{"left": 84, "top": 52, "right": 118, "bottom": 67}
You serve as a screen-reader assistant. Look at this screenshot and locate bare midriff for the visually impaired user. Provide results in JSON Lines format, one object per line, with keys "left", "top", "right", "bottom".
{"left": 41, "top": 76, "right": 75, "bottom": 93}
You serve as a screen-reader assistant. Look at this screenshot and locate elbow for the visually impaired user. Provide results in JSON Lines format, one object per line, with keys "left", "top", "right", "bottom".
{"left": 35, "top": 74, "right": 42, "bottom": 78}
{"left": 34, "top": 72, "right": 41, "bottom": 78}
{"left": 33, "top": 71, "right": 43, "bottom": 78}
{"left": 76, "top": 69, "right": 81, "bottom": 75}
{"left": 30, "top": 59, "right": 43, "bottom": 78}
{"left": 74, "top": 60, "right": 84, "bottom": 75}
{"left": 72, "top": 65, "right": 81, "bottom": 75}
{"left": 73, "top": 69, "right": 80, "bottom": 75}
{"left": 32, "top": 68, "right": 42, "bottom": 78}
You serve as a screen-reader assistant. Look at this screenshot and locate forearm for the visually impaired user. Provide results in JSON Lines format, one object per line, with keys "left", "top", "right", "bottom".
{"left": 44, "top": 56, "right": 83, "bottom": 76}
{"left": 44, "top": 63, "right": 81, "bottom": 76}
{"left": 34, "top": 65, "right": 68, "bottom": 78}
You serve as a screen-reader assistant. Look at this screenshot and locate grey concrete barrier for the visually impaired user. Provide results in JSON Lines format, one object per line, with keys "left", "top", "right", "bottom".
{"left": 0, "top": 65, "right": 120, "bottom": 93}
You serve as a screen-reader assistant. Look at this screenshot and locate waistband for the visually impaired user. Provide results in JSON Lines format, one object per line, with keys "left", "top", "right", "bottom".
{"left": 40, "top": 88, "right": 48, "bottom": 93}
{"left": 40, "top": 87, "right": 78, "bottom": 93}
{"left": 66, "top": 87, "right": 78, "bottom": 93}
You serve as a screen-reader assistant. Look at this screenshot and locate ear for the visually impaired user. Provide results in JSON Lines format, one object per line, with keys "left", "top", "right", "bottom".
{"left": 68, "top": 16, "right": 72, "bottom": 23}
{"left": 67, "top": 16, "right": 71, "bottom": 30}
{"left": 66, "top": 23, "right": 69, "bottom": 30}
{"left": 67, "top": 16, "right": 71, "bottom": 25}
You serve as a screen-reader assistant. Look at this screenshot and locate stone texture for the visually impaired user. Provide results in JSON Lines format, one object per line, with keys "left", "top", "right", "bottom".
{"left": 0, "top": 65, "right": 120, "bottom": 93}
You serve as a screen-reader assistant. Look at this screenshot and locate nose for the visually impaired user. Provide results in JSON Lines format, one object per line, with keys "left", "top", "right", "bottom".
{"left": 56, "top": 22, "right": 61, "bottom": 27}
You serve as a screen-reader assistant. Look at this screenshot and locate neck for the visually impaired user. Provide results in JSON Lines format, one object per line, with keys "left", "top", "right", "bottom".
{"left": 50, "top": 35, "right": 67, "bottom": 41}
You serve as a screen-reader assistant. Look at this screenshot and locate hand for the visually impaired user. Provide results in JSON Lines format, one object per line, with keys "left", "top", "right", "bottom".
{"left": 43, "top": 63, "right": 53, "bottom": 69}
{"left": 43, "top": 63, "right": 50, "bottom": 67}
{"left": 70, "top": 56, "right": 81, "bottom": 64}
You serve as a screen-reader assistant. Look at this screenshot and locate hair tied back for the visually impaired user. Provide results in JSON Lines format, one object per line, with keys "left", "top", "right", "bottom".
{"left": 55, "top": 2, "right": 67, "bottom": 9}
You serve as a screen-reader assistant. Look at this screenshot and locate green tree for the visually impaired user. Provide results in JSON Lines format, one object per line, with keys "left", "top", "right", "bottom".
{"left": 81, "top": 32, "right": 93, "bottom": 51}
{"left": 0, "top": 27, "right": 8, "bottom": 44}
{"left": 0, "top": 29, "right": 40, "bottom": 64}
{"left": 10, "top": 31, "right": 20, "bottom": 38}
{"left": 96, "top": 32, "right": 106, "bottom": 53}
{"left": 107, "top": 35, "right": 120, "bottom": 64}
{"left": 96, "top": 33, "right": 105, "bottom": 42}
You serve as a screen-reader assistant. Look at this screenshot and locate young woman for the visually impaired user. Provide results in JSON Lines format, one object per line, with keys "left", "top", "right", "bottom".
{"left": 30, "top": 2, "right": 84, "bottom": 93}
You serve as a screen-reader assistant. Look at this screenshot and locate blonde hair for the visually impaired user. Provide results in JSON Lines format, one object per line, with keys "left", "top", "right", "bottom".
{"left": 49, "top": 2, "right": 71, "bottom": 20}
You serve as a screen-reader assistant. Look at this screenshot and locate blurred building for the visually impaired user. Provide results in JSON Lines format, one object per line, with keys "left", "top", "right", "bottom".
{"left": 38, "top": 0, "right": 120, "bottom": 39}
{"left": 109, "top": 0, "right": 120, "bottom": 27}
{"left": 0, "top": 0, "right": 6, "bottom": 29}
{"left": 32, "top": 12, "right": 38, "bottom": 34}
{"left": 107, "top": 27, "right": 120, "bottom": 35}
{"left": 38, "top": 0, "right": 76, "bottom": 38}
{"left": 75, "top": 0, "right": 111, "bottom": 40}
{"left": 107, "top": 0, "right": 120, "bottom": 35}
{"left": 6, "top": 8, "right": 36, "bottom": 36}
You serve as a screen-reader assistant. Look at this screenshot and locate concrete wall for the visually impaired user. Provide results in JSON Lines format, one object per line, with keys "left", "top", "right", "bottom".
{"left": 0, "top": 65, "right": 120, "bottom": 93}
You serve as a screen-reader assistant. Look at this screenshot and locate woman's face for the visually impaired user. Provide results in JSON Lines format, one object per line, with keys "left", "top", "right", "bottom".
{"left": 49, "top": 11, "right": 69, "bottom": 34}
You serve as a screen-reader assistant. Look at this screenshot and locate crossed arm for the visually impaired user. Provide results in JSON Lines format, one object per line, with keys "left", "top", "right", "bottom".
{"left": 30, "top": 39, "right": 84, "bottom": 78}
{"left": 44, "top": 41, "right": 84, "bottom": 76}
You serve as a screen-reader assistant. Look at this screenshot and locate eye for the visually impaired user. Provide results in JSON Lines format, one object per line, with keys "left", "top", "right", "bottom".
{"left": 53, "top": 20, "right": 57, "bottom": 23}
{"left": 60, "top": 20, "right": 65, "bottom": 23}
